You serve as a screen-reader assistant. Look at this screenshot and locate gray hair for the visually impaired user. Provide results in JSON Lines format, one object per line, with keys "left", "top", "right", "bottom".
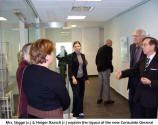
{"left": 140, "top": 29, "right": 146, "bottom": 36}
{"left": 18, "top": 43, "right": 31, "bottom": 64}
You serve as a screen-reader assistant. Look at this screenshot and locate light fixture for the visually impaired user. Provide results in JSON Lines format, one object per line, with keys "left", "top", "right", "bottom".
{"left": 0, "top": 17, "right": 7, "bottom": 21}
{"left": 67, "top": 16, "right": 86, "bottom": 20}
{"left": 50, "top": 22, "right": 58, "bottom": 27}
{"left": 62, "top": 27, "right": 71, "bottom": 29}
{"left": 72, "top": 25, "right": 77, "bottom": 28}
{"left": 76, "top": 0, "right": 102, "bottom": 1}
{"left": 72, "top": 7, "right": 94, "bottom": 12}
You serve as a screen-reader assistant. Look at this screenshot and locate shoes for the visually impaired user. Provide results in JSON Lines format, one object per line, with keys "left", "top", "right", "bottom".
{"left": 104, "top": 100, "right": 114, "bottom": 105}
{"left": 79, "top": 113, "right": 85, "bottom": 118}
{"left": 97, "top": 99, "right": 103, "bottom": 104}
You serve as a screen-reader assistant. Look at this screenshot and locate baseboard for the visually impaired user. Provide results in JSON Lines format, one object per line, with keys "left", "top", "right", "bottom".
{"left": 111, "top": 87, "right": 128, "bottom": 101}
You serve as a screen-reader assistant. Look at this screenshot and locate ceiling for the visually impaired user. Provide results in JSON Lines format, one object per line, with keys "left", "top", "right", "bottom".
{"left": 0, "top": 0, "right": 148, "bottom": 29}
{"left": 31, "top": 0, "right": 146, "bottom": 23}
{"left": 0, "top": 0, "right": 36, "bottom": 28}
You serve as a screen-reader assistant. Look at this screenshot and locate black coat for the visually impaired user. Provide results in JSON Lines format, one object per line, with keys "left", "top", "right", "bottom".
{"left": 121, "top": 52, "right": 158, "bottom": 108}
{"left": 68, "top": 52, "right": 88, "bottom": 80}
{"left": 95, "top": 45, "right": 113, "bottom": 72}
{"left": 23, "top": 64, "right": 70, "bottom": 111}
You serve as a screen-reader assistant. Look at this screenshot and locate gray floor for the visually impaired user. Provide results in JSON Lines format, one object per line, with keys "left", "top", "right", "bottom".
{"left": 84, "top": 76, "right": 130, "bottom": 118}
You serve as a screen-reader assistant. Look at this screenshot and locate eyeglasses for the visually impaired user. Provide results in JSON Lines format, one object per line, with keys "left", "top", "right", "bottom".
{"left": 142, "top": 43, "right": 149, "bottom": 47}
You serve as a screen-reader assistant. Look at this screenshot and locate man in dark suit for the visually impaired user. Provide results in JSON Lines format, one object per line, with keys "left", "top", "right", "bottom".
{"left": 115, "top": 37, "right": 158, "bottom": 118}
{"left": 128, "top": 29, "right": 146, "bottom": 118}
{"left": 95, "top": 39, "right": 114, "bottom": 105}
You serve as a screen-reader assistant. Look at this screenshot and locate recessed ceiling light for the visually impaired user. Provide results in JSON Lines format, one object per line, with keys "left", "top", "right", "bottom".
{"left": 72, "top": 25, "right": 77, "bottom": 28}
{"left": 0, "top": 17, "right": 7, "bottom": 21}
{"left": 76, "top": 0, "right": 102, "bottom": 1}
{"left": 67, "top": 16, "right": 86, "bottom": 20}
{"left": 62, "top": 27, "right": 71, "bottom": 29}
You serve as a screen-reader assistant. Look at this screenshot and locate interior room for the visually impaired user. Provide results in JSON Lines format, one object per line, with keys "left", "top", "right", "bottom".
{"left": 0, "top": 0, "right": 158, "bottom": 119}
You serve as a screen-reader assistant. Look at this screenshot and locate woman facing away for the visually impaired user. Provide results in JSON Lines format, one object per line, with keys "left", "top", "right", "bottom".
{"left": 22, "top": 39, "right": 70, "bottom": 118}
{"left": 68, "top": 41, "right": 90, "bottom": 118}
{"left": 16, "top": 43, "right": 32, "bottom": 118}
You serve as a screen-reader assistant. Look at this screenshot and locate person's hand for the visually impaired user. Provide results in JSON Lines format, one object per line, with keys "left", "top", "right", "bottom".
{"left": 141, "top": 77, "right": 151, "bottom": 85}
{"left": 85, "top": 80, "right": 90, "bottom": 84}
{"left": 115, "top": 69, "right": 121, "bottom": 80}
{"left": 72, "top": 76, "right": 77, "bottom": 84}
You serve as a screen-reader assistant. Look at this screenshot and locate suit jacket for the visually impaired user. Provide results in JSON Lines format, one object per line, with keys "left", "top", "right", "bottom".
{"left": 68, "top": 52, "right": 88, "bottom": 80}
{"left": 122, "top": 52, "right": 158, "bottom": 108}
{"left": 95, "top": 45, "right": 113, "bottom": 72}
{"left": 128, "top": 43, "right": 145, "bottom": 89}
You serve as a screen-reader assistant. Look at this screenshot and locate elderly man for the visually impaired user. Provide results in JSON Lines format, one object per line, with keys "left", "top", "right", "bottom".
{"left": 128, "top": 29, "right": 146, "bottom": 118}
{"left": 115, "top": 37, "right": 158, "bottom": 118}
{"left": 95, "top": 39, "right": 114, "bottom": 105}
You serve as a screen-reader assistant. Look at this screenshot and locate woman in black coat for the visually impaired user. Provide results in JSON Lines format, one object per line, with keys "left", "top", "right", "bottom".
{"left": 68, "top": 41, "right": 89, "bottom": 118}
{"left": 22, "top": 39, "right": 70, "bottom": 118}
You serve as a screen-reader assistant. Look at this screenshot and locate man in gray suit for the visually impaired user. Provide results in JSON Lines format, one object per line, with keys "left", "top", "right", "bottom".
{"left": 128, "top": 29, "right": 146, "bottom": 117}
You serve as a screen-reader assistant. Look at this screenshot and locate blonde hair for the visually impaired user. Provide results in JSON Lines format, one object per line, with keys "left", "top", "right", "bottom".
{"left": 18, "top": 43, "right": 31, "bottom": 64}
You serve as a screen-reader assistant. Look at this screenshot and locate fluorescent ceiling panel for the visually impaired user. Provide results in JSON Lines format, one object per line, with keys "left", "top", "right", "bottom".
{"left": 67, "top": 16, "right": 86, "bottom": 20}
{"left": 0, "top": 17, "right": 7, "bottom": 21}
{"left": 71, "top": 25, "right": 77, "bottom": 27}
{"left": 76, "top": 0, "right": 102, "bottom": 1}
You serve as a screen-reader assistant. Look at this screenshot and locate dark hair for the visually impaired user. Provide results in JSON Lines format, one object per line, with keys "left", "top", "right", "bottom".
{"left": 30, "top": 39, "right": 54, "bottom": 64}
{"left": 142, "top": 37, "right": 158, "bottom": 51}
{"left": 73, "top": 41, "right": 81, "bottom": 47}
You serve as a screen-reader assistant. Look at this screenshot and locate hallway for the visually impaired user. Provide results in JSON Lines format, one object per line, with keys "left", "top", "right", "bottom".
{"left": 84, "top": 77, "right": 130, "bottom": 118}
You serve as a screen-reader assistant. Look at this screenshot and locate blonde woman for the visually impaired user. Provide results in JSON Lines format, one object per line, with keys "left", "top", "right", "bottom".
{"left": 16, "top": 43, "right": 31, "bottom": 118}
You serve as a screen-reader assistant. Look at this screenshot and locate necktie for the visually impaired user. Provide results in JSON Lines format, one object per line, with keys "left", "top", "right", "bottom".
{"left": 144, "top": 58, "right": 150, "bottom": 71}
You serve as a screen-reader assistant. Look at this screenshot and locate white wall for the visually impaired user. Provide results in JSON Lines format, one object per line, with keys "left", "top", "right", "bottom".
{"left": 82, "top": 27, "right": 101, "bottom": 75}
{"left": 45, "top": 27, "right": 102, "bottom": 75}
{"left": 104, "top": 0, "right": 158, "bottom": 98}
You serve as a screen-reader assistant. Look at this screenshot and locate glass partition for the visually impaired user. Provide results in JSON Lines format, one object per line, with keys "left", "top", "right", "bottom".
{"left": 0, "top": 0, "right": 37, "bottom": 118}
{"left": 45, "top": 28, "right": 73, "bottom": 118}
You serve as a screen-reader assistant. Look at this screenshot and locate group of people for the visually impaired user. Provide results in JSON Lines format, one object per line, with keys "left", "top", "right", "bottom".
{"left": 95, "top": 29, "right": 158, "bottom": 119}
{"left": 16, "top": 28, "right": 158, "bottom": 119}
{"left": 115, "top": 29, "right": 158, "bottom": 118}
{"left": 16, "top": 39, "right": 89, "bottom": 118}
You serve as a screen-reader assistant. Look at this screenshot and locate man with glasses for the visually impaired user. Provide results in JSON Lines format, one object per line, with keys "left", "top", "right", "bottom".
{"left": 115, "top": 37, "right": 158, "bottom": 118}
{"left": 128, "top": 29, "right": 146, "bottom": 118}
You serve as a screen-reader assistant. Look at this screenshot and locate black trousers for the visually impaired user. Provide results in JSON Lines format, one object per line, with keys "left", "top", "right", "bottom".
{"left": 70, "top": 77, "right": 85, "bottom": 117}
{"left": 133, "top": 102, "right": 157, "bottom": 118}
{"left": 128, "top": 76, "right": 139, "bottom": 118}
{"left": 59, "top": 64, "right": 66, "bottom": 82}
